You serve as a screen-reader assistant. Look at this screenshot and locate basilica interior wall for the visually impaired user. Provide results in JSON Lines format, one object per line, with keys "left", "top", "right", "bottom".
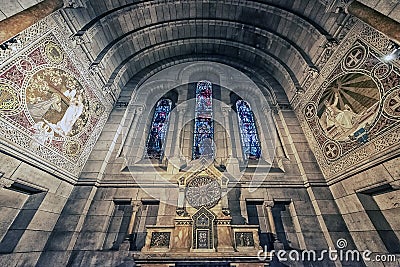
{"left": 0, "top": 1, "right": 399, "bottom": 267}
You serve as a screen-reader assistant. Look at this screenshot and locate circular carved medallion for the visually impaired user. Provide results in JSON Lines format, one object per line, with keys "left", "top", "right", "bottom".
{"left": 383, "top": 89, "right": 400, "bottom": 118}
{"left": 45, "top": 42, "right": 64, "bottom": 64}
{"left": 304, "top": 102, "right": 316, "bottom": 120}
{"left": 64, "top": 139, "right": 82, "bottom": 156}
{"left": 323, "top": 141, "right": 341, "bottom": 160}
{"left": 17, "top": 59, "right": 33, "bottom": 73}
{"left": 185, "top": 176, "right": 221, "bottom": 209}
{"left": 373, "top": 63, "right": 391, "bottom": 79}
{"left": 344, "top": 46, "right": 366, "bottom": 69}
{"left": 0, "top": 82, "right": 20, "bottom": 114}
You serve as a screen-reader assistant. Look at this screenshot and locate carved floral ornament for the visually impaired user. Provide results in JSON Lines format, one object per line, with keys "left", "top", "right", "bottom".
{"left": 185, "top": 176, "right": 221, "bottom": 209}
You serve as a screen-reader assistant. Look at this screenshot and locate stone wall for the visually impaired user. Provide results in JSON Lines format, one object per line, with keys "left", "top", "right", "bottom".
{"left": 0, "top": 151, "right": 73, "bottom": 266}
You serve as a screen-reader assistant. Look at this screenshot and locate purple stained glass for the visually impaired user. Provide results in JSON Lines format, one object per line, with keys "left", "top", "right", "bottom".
{"left": 146, "top": 99, "right": 172, "bottom": 159}
{"left": 193, "top": 81, "right": 214, "bottom": 159}
{"left": 236, "top": 100, "right": 261, "bottom": 160}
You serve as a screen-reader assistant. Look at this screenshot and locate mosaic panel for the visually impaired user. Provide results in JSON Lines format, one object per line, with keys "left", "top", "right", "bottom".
{"left": 299, "top": 24, "right": 400, "bottom": 180}
{"left": 0, "top": 33, "right": 106, "bottom": 177}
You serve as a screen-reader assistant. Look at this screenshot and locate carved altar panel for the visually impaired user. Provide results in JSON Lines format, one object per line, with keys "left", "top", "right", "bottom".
{"left": 191, "top": 207, "right": 216, "bottom": 251}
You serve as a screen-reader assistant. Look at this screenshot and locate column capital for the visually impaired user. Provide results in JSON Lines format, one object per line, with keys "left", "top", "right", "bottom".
{"left": 131, "top": 104, "right": 145, "bottom": 114}
{"left": 131, "top": 200, "right": 142, "bottom": 211}
{"left": 176, "top": 104, "right": 187, "bottom": 114}
{"left": 264, "top": 200, "right": 275, "bottom": 208}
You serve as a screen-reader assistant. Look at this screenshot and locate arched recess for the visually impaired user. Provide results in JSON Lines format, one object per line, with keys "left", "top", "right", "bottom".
{"left": 105, "top": 39, "right": 300, "bottom": 102}
{"left": 120, "top": 61, "right": 276, "bottom": 169}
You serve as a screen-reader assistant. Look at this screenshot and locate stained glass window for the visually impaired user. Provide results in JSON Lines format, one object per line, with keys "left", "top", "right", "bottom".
{"left": 146, "top": 99, "right": 172, "bottom": 159}
{"left": 193, "top": 81, "right": 214, "bottom": 159}
{"left": 236, "top": 100, "right": 261, "bottom": 160}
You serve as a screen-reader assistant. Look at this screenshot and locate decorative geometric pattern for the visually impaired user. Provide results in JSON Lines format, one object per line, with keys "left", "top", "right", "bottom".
{"left": 185, "top": 176, "right": 221, "bottom": 209}
{"left": 193, "top": 81, "right": 214, "bottom": 159}
{"left": 236, "top": 100, "right": 261, "bottom": 160}
{"left": 383, "top": 89, "right": 400, "bottom": 118}
{"left": 150, "top": 232, "right": 171, "bottom": 248}
{"left": 343, "top": 46, "right": 366, "bottom": 69}
{"left": 146, "top": 99, "right": 172, "bottom": 159}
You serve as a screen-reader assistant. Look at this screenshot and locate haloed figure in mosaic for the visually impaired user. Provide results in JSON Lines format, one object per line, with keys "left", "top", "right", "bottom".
{"left": 236, "top": 100, "right": 261, "bottom": 160}
{"left": 146, "top": 99, "right": 172, "bottom": 159}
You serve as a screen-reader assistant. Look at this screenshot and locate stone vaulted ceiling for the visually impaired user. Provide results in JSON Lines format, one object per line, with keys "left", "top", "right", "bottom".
{"left": 63, "top": 0, "right": 349, "bottom": 105}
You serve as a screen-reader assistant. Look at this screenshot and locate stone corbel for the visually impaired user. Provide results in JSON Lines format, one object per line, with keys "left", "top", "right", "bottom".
{"left": 0, "top": 172, "right": 15, "bottom": 189}
{"left": 295, "top": 86, "right": 305, "bottom": 94}
{"left": 390, "top": 180, "right": 400, "bottom": 190}
{"left": 89, "top": 62, "right": 104, "bottom": 75}
{"left": 63, "top": 0, "right": 87, "bottom": 8}
{"left": 307, "top": 66, "right": 320, "bottom": 79}
{"left": 69, "top": 34, "right": 90, "bottom": 48}
{"left": 323, "top": 0, "right": 354, "bottom": 13}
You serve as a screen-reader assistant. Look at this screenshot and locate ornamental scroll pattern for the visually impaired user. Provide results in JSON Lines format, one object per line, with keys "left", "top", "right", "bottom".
{"left": 296, "top": 21, "right": 400, "bottom": 180}
{"left": 0, "top": 32, "right": 108, "bottom": 178}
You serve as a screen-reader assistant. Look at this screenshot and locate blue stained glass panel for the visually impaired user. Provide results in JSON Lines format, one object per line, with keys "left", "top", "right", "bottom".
{"left": 146, "top": 99, "right": 172, "bottom": 159}
{"left": 193, "top": 81, "right": 214, "bottom": 159}
{"left": 236, "top": 100, "right": 261, "bottom": 160}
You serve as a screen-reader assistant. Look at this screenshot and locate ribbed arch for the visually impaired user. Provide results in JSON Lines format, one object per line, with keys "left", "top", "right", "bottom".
{"left": 120, "top": 56, "right": 284, "bottom": 108}
{"left": 92, "top": 19, "right": 315, "bottom": 68}
{"left": 104, "top": 38, "right": 300, "bottom": 99}
{"left": 73, "top": 0, "right": 332, "bottom": 38}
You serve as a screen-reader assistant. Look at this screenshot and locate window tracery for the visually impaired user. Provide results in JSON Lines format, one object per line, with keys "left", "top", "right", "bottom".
{"left": 146, "top": 99, "right": 172, "bottom": 159}
{"left": 236, "top": 100, "right": 261, "bottom": 160}
{"left": 193, "top": 81, "right": 214, "bottom": 159}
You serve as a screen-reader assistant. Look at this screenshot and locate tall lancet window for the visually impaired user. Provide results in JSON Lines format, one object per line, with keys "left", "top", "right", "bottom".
{"left": 146, "top": 99, "right": 172, "bottom": 159}
{"left": 236, "top": 100, "right": 261, "bottom": 160}
{"left": 193, "top": 81, "right": 214, "bottom": 159}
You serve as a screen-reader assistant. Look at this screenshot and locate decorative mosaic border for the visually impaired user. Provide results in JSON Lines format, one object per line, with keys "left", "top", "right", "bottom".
{"left": 295, "top": 21, "right": 400, "bottom": 181}
{"left": 0, "top": 13, "right": 112, "bottom": 179}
